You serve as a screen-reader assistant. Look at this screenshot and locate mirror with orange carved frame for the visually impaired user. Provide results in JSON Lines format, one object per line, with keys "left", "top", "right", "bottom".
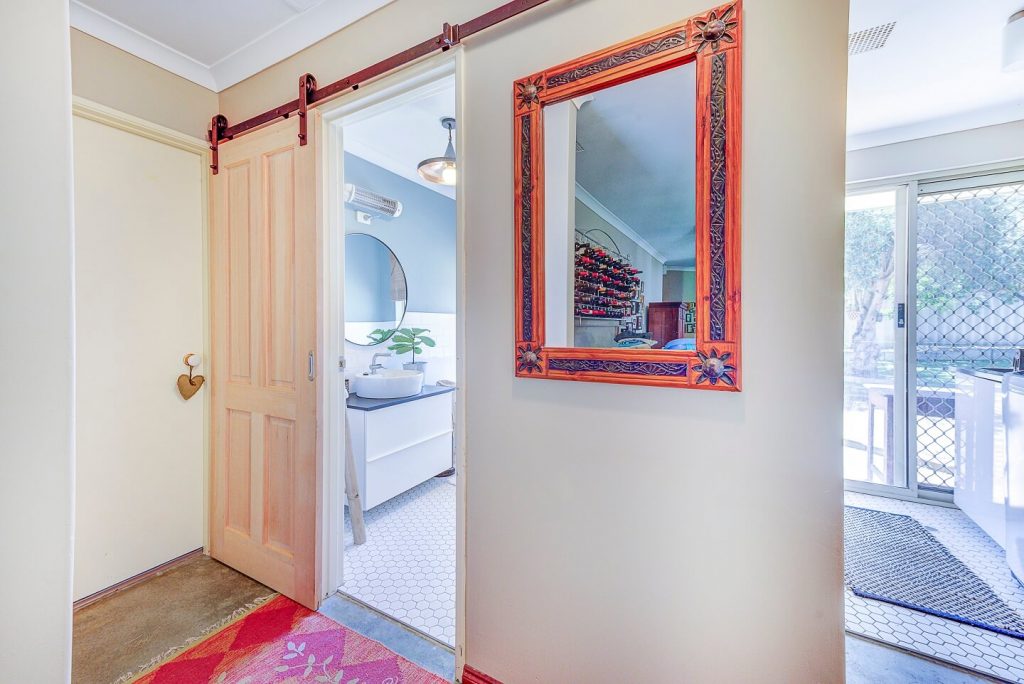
{"left": 513, "top": 2, "right": 742, "bottom": 390}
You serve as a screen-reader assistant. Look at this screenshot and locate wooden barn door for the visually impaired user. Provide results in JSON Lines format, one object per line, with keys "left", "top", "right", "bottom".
{"left": 209, "top": 116, "right": 321, "bottom": 609}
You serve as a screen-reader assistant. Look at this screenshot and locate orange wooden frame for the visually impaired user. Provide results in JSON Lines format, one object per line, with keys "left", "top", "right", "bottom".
{"left": 513, "top": 1, "right": 742, "bottom": 390}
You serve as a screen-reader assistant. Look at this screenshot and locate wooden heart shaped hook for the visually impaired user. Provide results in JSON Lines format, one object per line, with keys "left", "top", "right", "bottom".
{"left": 177, "top": 353, "right": 205, "bottom": 400}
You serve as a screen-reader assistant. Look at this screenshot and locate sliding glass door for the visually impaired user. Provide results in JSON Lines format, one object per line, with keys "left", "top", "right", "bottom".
{"left": 845, "top": 170, "right": 1024, "bottom": 499}
{"left": 844, "top": 189, "right": 908, "bottom": 489}
{"left": 912, "top": 173, "right": 1024, "bottom": 494}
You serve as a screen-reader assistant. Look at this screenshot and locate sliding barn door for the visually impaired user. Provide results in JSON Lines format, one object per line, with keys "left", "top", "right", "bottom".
{"left": 210, "top": 116, "right": 321, "bottom": 609}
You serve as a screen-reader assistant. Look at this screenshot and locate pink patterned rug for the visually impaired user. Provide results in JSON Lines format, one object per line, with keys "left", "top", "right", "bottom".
{"left": 135, "top": 595, "right": 446, "bottom": 683}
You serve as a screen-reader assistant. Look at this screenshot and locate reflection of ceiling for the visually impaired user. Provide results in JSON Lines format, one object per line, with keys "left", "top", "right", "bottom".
{"left": 847, "top": 0, "right": 1024, "bottom": 148}
{"left": 69, "top": 0, "right": 393, "bottom": 91}
{"left": 343, "top": 79, "right": 457, "bottom": 199}
{"left": 574, "top": 64, "right": 697, "bottom": 269}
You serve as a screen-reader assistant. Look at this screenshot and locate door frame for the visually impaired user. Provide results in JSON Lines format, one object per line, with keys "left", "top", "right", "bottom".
{"left": 318, "top": 50, "right": 466, "bottom": 666}
{"left": 845, "top": 158, "right": 1024, "bottom": 505}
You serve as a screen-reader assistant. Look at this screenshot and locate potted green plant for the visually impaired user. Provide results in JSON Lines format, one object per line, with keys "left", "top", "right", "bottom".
{"left": 367, "top": 328, "right": 397, "bottom": 346}
{"left": 388, "top": 327, "right": 435, "bottom": 373}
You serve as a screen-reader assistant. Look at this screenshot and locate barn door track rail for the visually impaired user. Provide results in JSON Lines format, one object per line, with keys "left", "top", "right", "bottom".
{"left": 208, "top": 0, "right": 554, "bottom": 173}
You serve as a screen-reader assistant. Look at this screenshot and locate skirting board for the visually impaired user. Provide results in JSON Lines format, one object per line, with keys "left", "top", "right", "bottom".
{"left": 73, "top": 547, "right": 205, "bottom": 611}
{"left": 461, "top": 665, "right": 503, "bottom": 684}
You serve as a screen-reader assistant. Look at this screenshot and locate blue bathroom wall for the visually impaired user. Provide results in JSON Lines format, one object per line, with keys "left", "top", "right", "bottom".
{"left": 343, "top": 153, "right": 456, "bottom": 314}
{"left": 344, "top": 234, "right": 395, "bottom": 322}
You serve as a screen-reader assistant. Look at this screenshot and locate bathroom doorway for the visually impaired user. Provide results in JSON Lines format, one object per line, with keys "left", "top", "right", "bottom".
{"left": 320, "top": 59, "right": 461, "bottom": 652}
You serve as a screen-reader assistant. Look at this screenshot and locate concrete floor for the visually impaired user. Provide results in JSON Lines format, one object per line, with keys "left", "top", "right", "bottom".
{"left": 72, "top": 555, "right": 274, "bottom": 684}
{"left": 72, "top": 554, "right": 1003, "bottom": 684}
{"left": 847, "top": 634, "right": 1001, "bottom": 684}
{"left": 320, "top": 592, "right": 455, "bottom": 681}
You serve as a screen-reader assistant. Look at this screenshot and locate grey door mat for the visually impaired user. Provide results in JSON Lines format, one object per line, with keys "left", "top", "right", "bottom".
{"left": 844, "top": 506, "right": 1024, "bottom": 640}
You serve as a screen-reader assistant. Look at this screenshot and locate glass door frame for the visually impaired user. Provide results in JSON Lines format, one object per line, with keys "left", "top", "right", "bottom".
{"left": 843, "top": 183, "right": 914, "bottom": 500}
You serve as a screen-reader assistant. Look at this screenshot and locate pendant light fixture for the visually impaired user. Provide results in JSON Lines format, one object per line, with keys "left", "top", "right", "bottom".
{"left": 418, "top": 117, "right": 457, "bottom": 186}
{"left": 1005, "top": 9, "right": 1024, "bottom": 72}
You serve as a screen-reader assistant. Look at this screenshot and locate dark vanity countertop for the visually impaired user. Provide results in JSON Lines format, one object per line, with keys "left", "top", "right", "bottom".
{"left": 957, "top": 367, "right": 1015, "bottom": 383}
{"left": 346, "top": 384, "right": 455, "bottom": 412}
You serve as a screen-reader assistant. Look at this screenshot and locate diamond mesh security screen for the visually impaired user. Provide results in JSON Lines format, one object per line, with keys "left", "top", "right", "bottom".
{"left": 915, "top": 181, "right": 1024, "bottom": 491}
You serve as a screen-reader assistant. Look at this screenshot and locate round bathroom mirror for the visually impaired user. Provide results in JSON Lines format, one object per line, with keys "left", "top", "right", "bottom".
{"left": 344, "top": 233, "right": 408, "bottom": 346}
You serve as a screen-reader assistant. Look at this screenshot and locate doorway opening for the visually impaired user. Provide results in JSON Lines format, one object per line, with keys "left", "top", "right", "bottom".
{"left": 324, "top": 64, "right": 459, "bottom": 653}
{"left": 843, "top": 172, "right": 1024, "bottom": 499}
{"left": 842, "top": 170, "right": 1024, "bottom": 680}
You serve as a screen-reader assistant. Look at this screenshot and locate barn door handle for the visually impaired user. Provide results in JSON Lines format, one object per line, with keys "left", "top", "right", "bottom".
{"left": 308, "top": 351, "right": 315, "bottom": 381}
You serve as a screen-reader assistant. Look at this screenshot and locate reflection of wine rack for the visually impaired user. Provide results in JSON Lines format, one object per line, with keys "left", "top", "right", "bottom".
{"left": 574, "top": 240, "right": 641, "bottom": 320}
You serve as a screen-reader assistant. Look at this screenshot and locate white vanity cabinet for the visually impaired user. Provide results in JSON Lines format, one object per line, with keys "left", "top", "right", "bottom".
{"left": 346, "top": 386, "right": 454, "bottom": 511}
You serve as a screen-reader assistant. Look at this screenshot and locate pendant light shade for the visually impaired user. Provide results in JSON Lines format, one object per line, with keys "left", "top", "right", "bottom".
{"left": 418, "top": 117, "right": 457, "bottom": 186}
{"left": 1005, "top": 10, "right": 1024, "bottom": 72}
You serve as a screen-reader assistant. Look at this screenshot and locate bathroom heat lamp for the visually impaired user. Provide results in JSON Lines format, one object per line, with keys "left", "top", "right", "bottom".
{"left": 418, "top": 117, "right": 457, "bottom": 186}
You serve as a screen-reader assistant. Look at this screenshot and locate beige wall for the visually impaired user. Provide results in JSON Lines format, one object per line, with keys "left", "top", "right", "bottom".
{"left": 220, "top": 0, "right": 849, "bottom": 680}
{"left": 72, "top": 114, "right": 207, "bottom": 601}
{"left": 0, "top": 2, "right": 76, "bottom": 681}
{"left": 71, "top": 29, "right": 217, "bottom": 139}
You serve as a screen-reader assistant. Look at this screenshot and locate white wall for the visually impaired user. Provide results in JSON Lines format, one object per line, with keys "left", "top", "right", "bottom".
{"left": 0, "top": 2, "right": 76, "bottom": 681}
{"left": 543, "top": 100, "right": 577, "bottom": 348}
{"left": 461, "top": 0, "right": 848, "bottom": 681}
{"left": 847, "top": 119, "right": 1024, "bottom": 184}
{"left": 72, "top": 113, "right": 206, "bottom": 600}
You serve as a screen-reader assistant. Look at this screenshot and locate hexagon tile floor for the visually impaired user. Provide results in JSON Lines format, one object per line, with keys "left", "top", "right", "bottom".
{"left": 846, "top": 492, "right": 1024, "bottom": 682}
{"left": 342, "top": 475, "right": 456, "bottom": 646}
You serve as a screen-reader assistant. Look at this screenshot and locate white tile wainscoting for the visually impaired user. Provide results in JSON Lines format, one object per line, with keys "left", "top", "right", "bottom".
{"left": 346, "top": 311, "right": 456, "bottom": 386}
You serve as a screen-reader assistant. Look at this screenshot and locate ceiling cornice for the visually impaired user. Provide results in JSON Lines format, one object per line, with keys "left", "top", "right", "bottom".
{"left": 70, "top": 1, "right": 216, "bottom": 90}
{"left": 69, "top": 0, "right": 395, "bottom": 93}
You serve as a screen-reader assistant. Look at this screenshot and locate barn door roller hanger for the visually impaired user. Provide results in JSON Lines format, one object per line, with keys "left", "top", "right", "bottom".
{"left": 207, "top": 0, "right": 552, "bottom": 173}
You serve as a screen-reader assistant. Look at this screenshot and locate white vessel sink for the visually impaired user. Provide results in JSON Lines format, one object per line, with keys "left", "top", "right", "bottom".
{"left": 352, "top": 369, "right": 424, "bottom": 399}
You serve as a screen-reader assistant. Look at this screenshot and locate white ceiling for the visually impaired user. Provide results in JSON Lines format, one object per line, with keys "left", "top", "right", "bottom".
{"left": 574, "top": 64, "right": 697, "bottom": 268}
{"left": 69, "top": 0, "right": 394, "bottom": 91}
{"left": 343, "top": 79, "right": 458, "bottom": 199}
{"left": 847, "top": 0, "right": 1024, "bottom": 149}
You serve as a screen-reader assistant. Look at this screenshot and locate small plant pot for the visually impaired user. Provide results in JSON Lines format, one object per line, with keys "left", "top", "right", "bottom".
{"left": 403, "top": 361, "right": 427, "bottom": 373}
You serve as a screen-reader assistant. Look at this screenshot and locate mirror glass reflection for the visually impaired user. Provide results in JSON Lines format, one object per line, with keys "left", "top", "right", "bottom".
{"left": 543, "top": 61, "right": 697, "bottom": 350}
{"left": 344, "top": 233, "right": 408, "bottom": 346}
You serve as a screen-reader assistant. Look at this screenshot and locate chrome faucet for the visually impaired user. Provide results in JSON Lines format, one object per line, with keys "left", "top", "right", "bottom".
{"left": 369, "top": 352, "right": 392, "bottom": 374}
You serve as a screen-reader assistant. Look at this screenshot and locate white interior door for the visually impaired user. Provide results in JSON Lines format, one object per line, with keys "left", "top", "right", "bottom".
{"left": 72, "top": 110, "right": 206, "bottom": 600}
{"left": 210, "top": 115, "right": 322, "bottom": 609}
